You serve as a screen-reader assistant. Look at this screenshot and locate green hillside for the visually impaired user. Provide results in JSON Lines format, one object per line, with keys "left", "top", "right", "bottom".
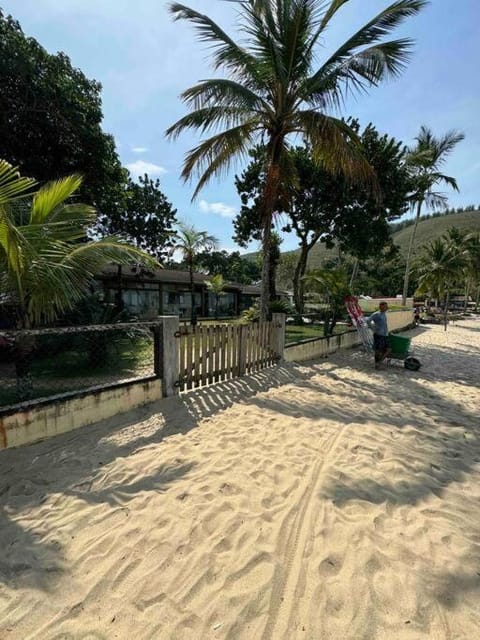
{"left": 244, "top": 210, "right": 480, "bottom": 268}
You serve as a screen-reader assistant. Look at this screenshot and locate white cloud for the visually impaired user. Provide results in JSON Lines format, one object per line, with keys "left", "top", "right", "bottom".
{"left": 126, "top": 160, "right": 166, "bottom": 176}
{"left": 132, "top": 147, "right": 148, "bottom": 153}
{"left": 199, "top": 199, "right": 237, "bottom": 218}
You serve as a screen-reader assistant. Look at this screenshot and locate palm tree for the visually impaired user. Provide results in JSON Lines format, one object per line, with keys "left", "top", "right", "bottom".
{"left": 167, "top": 0, "right": 426, "bottom": 319}
{"left": 205, "top": 274, "right": 227, "bottom": 319}
{"left": 401, "top": 126, "right": 465, "bottom": 305}
{"left": 302, "top": 267, "right": 350, "bottom": 336}
{"left": 416, "top": 233, "right": 466, "bottom": 330}
{"left": 173, "top": 223, "right": 218, "bottom": 325}
{"left": 0, "top": 160, "right": 158, "bottom": 397}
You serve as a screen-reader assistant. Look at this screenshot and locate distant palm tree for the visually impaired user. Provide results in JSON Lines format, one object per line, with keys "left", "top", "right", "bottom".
{"left": 302, "top": 267, "right": 350, "bottom": 336}
{"left": 167, "top": 0, "right": 426, "bottom": 319}
{"left": 416, "top": 232, "right": 466, "bottom": 330}
{"left": 402, "top": 126, "right": 464, "bottom": 305}
{"left": 205, "top": 273, "right": 227, "bottom": 319}
{"left": 173, "top": 223, "right": 218, "bottom": 324}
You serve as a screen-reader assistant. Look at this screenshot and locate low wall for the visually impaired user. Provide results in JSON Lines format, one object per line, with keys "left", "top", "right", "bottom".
{"left": 284, "top": 309, "right": 414, "bottom": 363}
{"left": 0, "top": 378, "right": 162, "bottom": 450}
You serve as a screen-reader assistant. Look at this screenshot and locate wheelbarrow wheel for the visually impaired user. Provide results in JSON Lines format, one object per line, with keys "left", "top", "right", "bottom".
{"left": 404, "top": 356, "right": 421, "bottom": 371}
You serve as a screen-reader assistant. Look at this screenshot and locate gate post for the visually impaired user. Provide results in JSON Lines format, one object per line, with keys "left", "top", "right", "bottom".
{"left": 155, "top": 315, "right": 180, "bottom": 397}
{"left": 272, "top": 313, "right": 286, "bottom": 362}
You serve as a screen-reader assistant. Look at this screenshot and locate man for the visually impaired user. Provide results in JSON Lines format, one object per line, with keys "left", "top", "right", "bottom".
{"left": 367, "top": 301, "right": 390, "bottom": 369}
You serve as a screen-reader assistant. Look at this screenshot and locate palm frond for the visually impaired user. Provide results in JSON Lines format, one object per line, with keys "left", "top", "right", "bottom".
{"left": 169, "top": 2, "right": 260, "bottom": 80}
{"left": 295, "top": 111, "right": 374, "bottom": 183}
{"left": 178, "top": 79, "right": 268, "bottom": 112}
{"left": 0, "top": 160, "right": 37, "bottom": 205}
{"left": 181, "top": 122, "right": 259, "bottom": 198}
{"left": 30, "top": 174, "right": 83, "bottom": 224}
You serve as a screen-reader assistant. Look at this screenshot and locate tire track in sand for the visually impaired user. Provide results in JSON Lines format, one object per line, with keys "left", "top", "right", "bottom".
{"left": 261, "top": 423, "right": 349, "bottom": 640}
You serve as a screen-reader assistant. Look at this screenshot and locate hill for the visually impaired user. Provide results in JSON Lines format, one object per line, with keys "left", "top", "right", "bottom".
{"left": 243, "top": 210, "right": 480, "bottom": 269}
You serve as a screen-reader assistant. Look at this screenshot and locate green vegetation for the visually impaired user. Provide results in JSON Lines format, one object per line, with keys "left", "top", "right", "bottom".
{"left": 234, "top": 122, "right": 411, "bottom": 314}
{"left": 167, "top": 0, "right": 426, "bottom": 319}
{"left": 0, "top": 335, "right": 153, "bottom": 407}
{"left": 401, "top": 126, "right": 464, "bottom": 304}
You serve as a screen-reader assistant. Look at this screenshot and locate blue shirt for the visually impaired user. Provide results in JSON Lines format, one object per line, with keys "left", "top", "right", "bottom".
{"left": 367, "top": 310, "right": 389, "bottom": 336}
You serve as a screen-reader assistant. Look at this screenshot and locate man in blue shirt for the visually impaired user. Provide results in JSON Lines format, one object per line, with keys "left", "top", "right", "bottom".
{"left": 367, "top": 301, "right": 391, "bottom": 369}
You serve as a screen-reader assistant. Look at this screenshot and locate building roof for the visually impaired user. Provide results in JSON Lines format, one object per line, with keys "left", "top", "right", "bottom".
{"left": 96, "top": 265, "right": 262, "bottom": 295}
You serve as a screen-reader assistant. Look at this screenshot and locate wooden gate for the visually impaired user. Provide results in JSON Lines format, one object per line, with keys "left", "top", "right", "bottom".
{"left": 176, "top": 320, "right": 282, "bottom": 391}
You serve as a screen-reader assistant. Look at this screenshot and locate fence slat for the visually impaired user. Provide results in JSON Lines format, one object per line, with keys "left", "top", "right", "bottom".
{"left": 180, "top": 332, "right": 186, "bottom": 391}
{"left": 206, "top": 326, "right": 212, "bottom": 385}
{"left": 186, "top": 328, "right": 194, "bottom": 390}
{"left": 201, "top": 326, "right": 208, "bottom": 386}
{"left": 219, "top": 325, "right": 225, "bottom": 381}
{"left": 194, "top": 325, "right": 201, "bottom": 388}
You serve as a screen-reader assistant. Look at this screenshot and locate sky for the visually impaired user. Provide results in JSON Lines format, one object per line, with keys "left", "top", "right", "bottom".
{"left": 2, "top": 0, "right": 480, "bottom": 253}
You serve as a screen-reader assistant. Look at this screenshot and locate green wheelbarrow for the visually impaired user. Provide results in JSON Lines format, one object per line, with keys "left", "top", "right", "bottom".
{"left": 388, "top": 334, "right": 421, "bottom": 371}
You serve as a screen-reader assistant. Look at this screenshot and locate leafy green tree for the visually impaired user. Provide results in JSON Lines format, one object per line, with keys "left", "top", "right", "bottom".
{"left": 0, "top": 160, "right": 158, "bottom": 397}
{"left": 302, "top": 267, "right": 350, "bottom": 336}
{"left": 172, "top": 223, "right": 218, "bottom": 325}
{"left": 235, "top": 123, "right": 411, "bottom": 312}
{"left": 96, "top": 174, "right": 178, "bottom": 260}
{"left": 205, "top": 274, "right": 227, "bottom": 319}
{"left": 0, "top": 10, "right": 126, "bottom": 218}
{"left": 194, "top": 249, "right": 261, "bottom": 284}
{"left": 402, "top": 126, "right": 465, "bottom": 305}
{"left": 167, "top": 0, "right": 426, "bottom": 319}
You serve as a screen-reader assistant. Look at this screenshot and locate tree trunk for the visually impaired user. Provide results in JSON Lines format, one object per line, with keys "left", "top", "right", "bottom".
{"left": 215, "top": 294, "right": 219, "bottom": 320}
{"left": 464, "top": 281, "right": 469, "bottom": 313}
{"left": 349, "top": 258, "right": 360, "bottom": 291}
{"left": 444, "top": 290, "right": 450, "bottom": 331}
{"left": 260, "top": 143, "right": 282, "bottom": 321}
{"left": 293, "top": 244, "right": 309, "bottom": 315}
{"left": 402, "top": 200, "right": 423, "bottom": 306}
{"left": 268, "top": 244, "right": 277, "bottom": 302}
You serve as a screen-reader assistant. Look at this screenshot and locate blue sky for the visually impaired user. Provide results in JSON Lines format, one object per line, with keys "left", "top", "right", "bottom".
{"left": 2, "top": 0, "right": 479, "bottom": 253}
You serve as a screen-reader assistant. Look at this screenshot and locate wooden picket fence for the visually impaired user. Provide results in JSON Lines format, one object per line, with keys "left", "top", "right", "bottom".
{"left": 176, "top": 319, "right": 282, "bottom": 391}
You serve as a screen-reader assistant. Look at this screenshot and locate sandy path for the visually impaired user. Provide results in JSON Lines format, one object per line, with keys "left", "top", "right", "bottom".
{"left": 0, "top": 319, "right": 479, "bottom": 639}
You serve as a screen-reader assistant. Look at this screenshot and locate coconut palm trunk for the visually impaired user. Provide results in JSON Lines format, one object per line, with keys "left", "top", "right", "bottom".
{"left": 444, "top": 290, "right": 450, "bottom": 331}
{"left": 402, "top": 200, "right": 422, "bottom": 306}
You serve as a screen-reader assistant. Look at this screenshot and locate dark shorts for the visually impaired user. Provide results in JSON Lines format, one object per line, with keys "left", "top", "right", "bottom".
{"left": 373, "top": 334, "right": 390, "bottom": 353}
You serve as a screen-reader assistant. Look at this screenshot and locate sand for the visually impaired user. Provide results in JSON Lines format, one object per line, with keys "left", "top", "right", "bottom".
{"left": 0, "top": 318, "right": 479, "bottom": 640}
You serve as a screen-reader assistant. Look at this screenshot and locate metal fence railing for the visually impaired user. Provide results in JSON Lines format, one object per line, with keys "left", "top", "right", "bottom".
{"left": 0, "top": 323, "right": 158, "bottom": 409}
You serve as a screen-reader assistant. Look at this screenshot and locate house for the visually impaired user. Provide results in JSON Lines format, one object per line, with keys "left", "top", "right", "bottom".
{"left": 96, "top": 265, "right": 262, "bottom": 319}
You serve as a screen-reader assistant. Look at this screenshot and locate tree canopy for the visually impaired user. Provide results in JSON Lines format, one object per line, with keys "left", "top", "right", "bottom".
{"left": 96, "top": 174, "right": 178, "bottom": 261}
{"left": 0, "top": 10, "right": 125, "bottom": 218}
{"left": 167, "top": 0, "right": 426, "bottom": 317}
{"left": 234, "top": 122, "right": 412, "bottom": 311}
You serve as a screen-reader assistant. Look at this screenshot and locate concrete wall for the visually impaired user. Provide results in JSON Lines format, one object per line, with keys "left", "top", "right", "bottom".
{"left": 285, "top": 310, "right": 414, "bottom": 363}
{"left": 0, "top": 378, "right": 162, "bottom": 450}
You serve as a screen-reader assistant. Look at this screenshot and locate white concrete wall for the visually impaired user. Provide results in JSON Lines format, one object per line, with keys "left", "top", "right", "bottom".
{"left": 0, "top": 378, "right": 162, "bottom": 450}
{"left": 284, "top": 310, "right": 414, "bottom": 363}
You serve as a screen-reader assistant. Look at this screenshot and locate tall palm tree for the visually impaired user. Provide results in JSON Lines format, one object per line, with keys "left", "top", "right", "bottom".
{"left": 401, "top": 126, "right": 464, "bottom": 305}
{"left": 173, "top": 223, "right": 218, "bottom": 325}
{"left": 167, "top": 0, "right": 426, "bottom": 319}
{"left": 0, "top": 160, "right": 158, "bottom": 397}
